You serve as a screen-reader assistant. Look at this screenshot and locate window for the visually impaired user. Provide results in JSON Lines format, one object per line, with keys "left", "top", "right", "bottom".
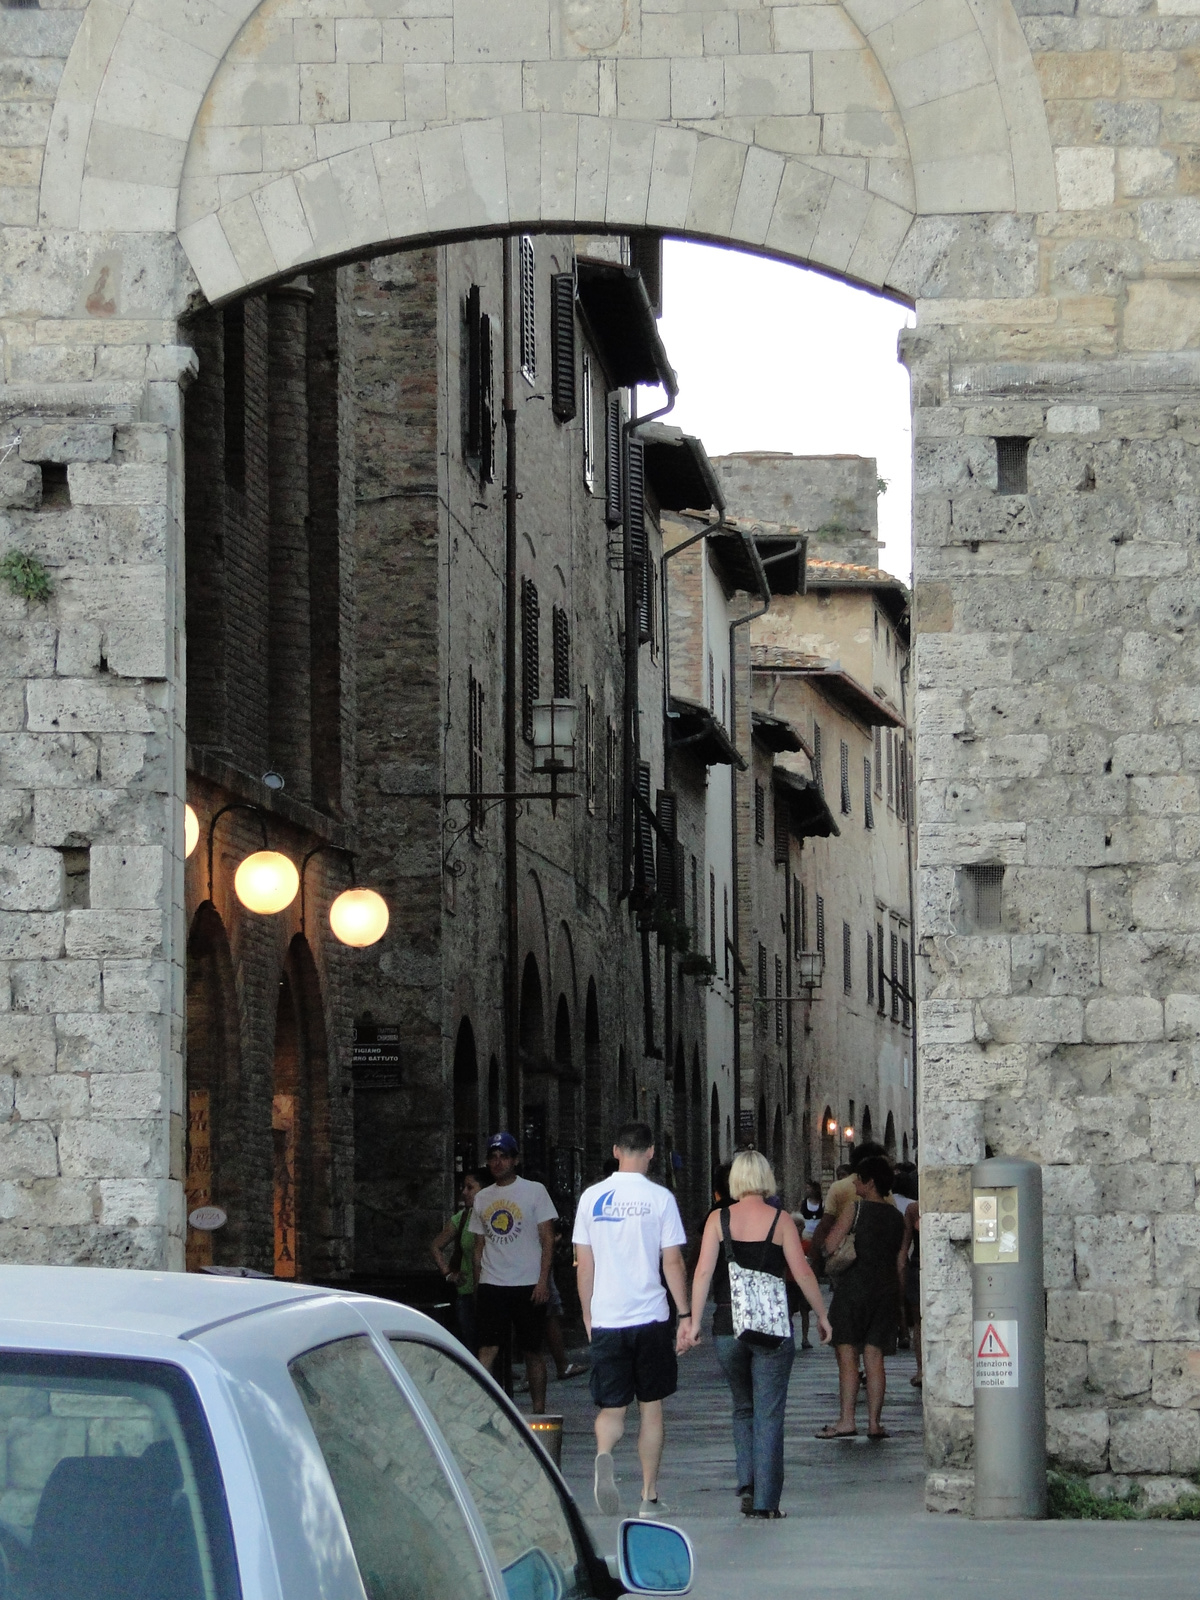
{"left": 584, "top": 688, "right": 596, "bottom": 814}
{"left": 465, "top": 286, "right": 494, "bottom": 483}
{"left": 552, "top": 605, "right": 570, "bottom": 698}
{"left": 0, "top": 1352, "right": 239, "bottom": 1600}
{"left": 550, "top": 272, "right": 575, "bottom": 421}
{"left": 815, "top": 893, "right": 825, "bottom": 958}
{"left": 813, "top": 722, "right": 823, "bottom": 793}
{"left": 867, "top": 932, "right": 875, "bottom": 1004}
{"left": 709, "top": 869, "right": 717, "bottom": 966}
{"left": 758, "top": 942, "right": 768, "bottom": 999}
{"left": 874, "top": 726, "right": 883, "bottom": 796}
{"left": 839, "top": 740, "right": 851, "bottom": 815}
{"left": 876, "top": 919, "right": 886, "bottom": 1014}
{"left": 864, "top": 757, "right": 874, "bottom": 829}
{"left": 995, "top": 435, "right": 1029, "bottom": 495}
{"left": 292, "top": 1337, "right": 493, "bottom": 1600}
{"left": 581, "top": 351, "right": 595, "bottom": 492}
{"left": 962, "top": 863, "right": 1005, "bottom": 930}
{"left": 521, "top": 577, "right": 539, "bottom": 741}
{"left": 842, "top": 921, "right": 852, "bottom": 993}
{"left": 393, "top": 1340, "right": 599, "bottom": 1600}
{"left": 794, "top": 879, "right": 806, "bottom": 956}
{"left": 754, "top": 780, "right": 765, "bottom": 845}
{"left": 890, "top": 928, "right": 900, "bottom": 1021}
{"left": 775, "top": 954, "right": 784, "bottom": 1045}
{"left": 468, "top": 669, "right": 485, "bottom": 833}
{"left": 901, "top": 938, "right": 911, "bottom": 1028}
{"left": 606, "top": 719, "right": 619, "bottom": 833}
{"left": 519, "top": 234, "right": 536, "bottom": 383}
{"left": 723, "top": 886, "right": 730, "bottom": 983}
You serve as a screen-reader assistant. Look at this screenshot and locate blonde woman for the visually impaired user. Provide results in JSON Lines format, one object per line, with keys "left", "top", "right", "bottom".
{"left": 678, "top": 1151, "right": 831, "bottom": 1518}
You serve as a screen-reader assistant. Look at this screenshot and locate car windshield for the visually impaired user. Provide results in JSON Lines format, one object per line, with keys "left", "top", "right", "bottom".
{"left": 0, "top": 1352, "right": 240, "bottom": 1600}
{"left": 391, "top": 1339, "right": 598, "bottom": 1600}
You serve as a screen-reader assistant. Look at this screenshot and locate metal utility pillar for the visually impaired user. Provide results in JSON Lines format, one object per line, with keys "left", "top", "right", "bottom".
{"left": 970, "top": 1156, "right": 1046, "bottom": 1519}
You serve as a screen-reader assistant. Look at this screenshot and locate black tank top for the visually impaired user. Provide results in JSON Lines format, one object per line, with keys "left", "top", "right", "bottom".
{"left": 711, "top": 1206, "right": 786, "bottom": 1335}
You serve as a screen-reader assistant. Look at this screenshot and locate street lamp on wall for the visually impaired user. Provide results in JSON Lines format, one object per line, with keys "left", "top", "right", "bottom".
{"left": 301, "top": 845, "right": 389, "bottom": 948}
{"left": 184, "top": 804, "right": 200, "bottom": 860}
{"left": 234, "top": 850, "right": 300, "bottom": 915}
{"left": 797, "top": 951, "right": 824, "bottom": 990}
{"left": 530, "top": 698, "right": 577, "bottom": 815}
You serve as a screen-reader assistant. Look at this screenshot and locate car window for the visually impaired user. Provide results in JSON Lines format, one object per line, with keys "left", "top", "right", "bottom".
{"left": 290, "top": 1336, "right": 495, "bottom": 1600}
{"left": 391, "top": 1339, "right": 599, "bottom": 1600}
{"left": 0, "top": 1352, "right": 240, "bottom": 1600}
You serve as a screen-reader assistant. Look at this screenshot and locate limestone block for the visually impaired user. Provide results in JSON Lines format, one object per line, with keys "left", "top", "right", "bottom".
{"left": 1056, "top": 148, "right": 1115, "bottom": 210}
{"left": 14, "top": 1071, "right": 88, "bottom": 1122}
{"left": 1045, "top": 1213, "right": 1077, "bottom": 1290}
{"left": 920, "top": 1000, "right": 975, "bottom": 1044}
{"left": 26, "top": 681, "right": 159, "bottom": 736}
{"left": 89, "top": 1071, "right": 162, "bottom": 1119}
{"left": 1097, "top": 1160, "right": 1194, "bottom": 1216}
{"left": 916, "top": 1098, "right": 983, "bottom": 1164}
{"left": 925, "top": 1333, "right": 973, "bottom": 1407}
{"left": 1154, "top": 1214, "right": 1200, "bottom": 1288}
{"left": 11, "top": 960, "right": 99, "bottom": 1016}
{"left": 1166, "top": 995, "right": 1200, "bottom": 1039}
{"left": 0, "top": 1120, "right": 57, "bottom": 1181}
{"left": 1138, "top": 198, "right": 1200, "bottom": 260}
{"left": 0, "top": 1177, "right": 94, "bottom": 1229}
{"left": 1003, "top": 867, "right": 1087, "bottom": 935}
{"left": 57, "top": 1116, "right": 164, "bottom": 1180}
{"left": 1111, "top": 1287, "right": 1200, "bottom": 1343}
{"left": 1047, "top": 1290, "right": 1116, "bottom": 1342}
{"left": 98, "top": 1178, "right": 167, "bottom": 1230}
{"left": 17, "top": 424, "right": 112, "bottom": 465}
{"left": 923, "top": 936, "right": 1011, "bottom": 1001}
{"left": 65, "top": 911, "right": 164, "bottom": 961}
{"left": 725, "top": 56, "right": 813, "bottom": 119}
{"left": 977, "top": 996, "right": 1083, "bottom": 1043}
{"left": 1047, "top": 1339, "right": 1089, "bottom": 1406}
{"left": 1151, "top": 1343, "right": 1200, "bottom": 1408}
{"left": 0, "top": 462, "right": 41, "bottom": 509}
{"left": 1085, "top": 995, "right": 1164, "bottom": 1043}
{"left": 1113, "top": 731, "right": 1183, "bottom": 772}
{"left": 55, "top": 1012, "right": 163, "bottom": 1075}
{"left": 88, "top": 845, "right": 164, "bottom": 912}
{"left": 1089, "top": 1341, "right": 1153, "bottom": 1400}
{"left": 1043, "top": 1161, "right": 1099, "bottom": 1215}
{"left": 923, "top": 1398, "right": 975, "bottom": 1469}
{"left": 919, "top": 1166, "right": 971, "bottom": 1213}
{"left": 670, "top": 59, "right": 724, "bottom": 121}
{"left": 1109, "top": 1407, "right": 1200, "bottom": 1474}
{"left": 1011, "top": 934, "right": 1099, "bottom": 996}
{"left": 1140, "top": 1476, "right": 1199, "bottom": 1508}
{"left": 925, "top": 1469, "right": 973, "bottom": 1513}
{"left": 0, "top": 848, "right": 61, "bottom": 913}
{"left": 101, "top": 960, "right": 166, "bottom": 1014}
{"left": 1046, "top": 405, "right": 1100, "bottom": 434}
{"left": 1125, "top": 281, "right": 1200, "bottom": 353}
{"left": 919, "top": 821, "right": 1026, "bottom": 865}
{"left": 1048, "top": 1407, "right": 1109, "bottom": 1472}
{"left": 1076, "top": 1214, "right": 1153, "bottom": 1288}
{"left": 0, "top": 913, "right": 63, "bottom": 961}
{"left": 1118, "top": 146, "right": 1176, "bottom": 197}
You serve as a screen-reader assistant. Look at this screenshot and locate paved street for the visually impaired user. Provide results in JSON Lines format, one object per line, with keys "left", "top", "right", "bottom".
{"left": 536, "top": 1325, "right": 1200, "bottom": 1599}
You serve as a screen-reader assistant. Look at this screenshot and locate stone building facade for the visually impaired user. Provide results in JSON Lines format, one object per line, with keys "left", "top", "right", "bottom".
{"left": 1, "top": 0, "right": 1200, "bottom": 1509}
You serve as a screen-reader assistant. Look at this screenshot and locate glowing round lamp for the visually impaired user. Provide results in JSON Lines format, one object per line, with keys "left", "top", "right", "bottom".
{"left": 184, "top": 804, "right": 200, "bottom": 859}
{"left": 329, "top": 887, "right": 389, "bottom": 948}
{"left": 234, "top": 850, "right": 299, "bottom": 915}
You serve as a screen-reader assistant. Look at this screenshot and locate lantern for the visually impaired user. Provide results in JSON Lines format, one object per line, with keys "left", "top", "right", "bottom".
{"left": 234, "top": 850, "right": 299, "bottom": 915}
{"left": 329, "top": 887, "right": 389, "bottom": 948}
{"left": 530, "top": 699, "right": 578, "bottom": 774}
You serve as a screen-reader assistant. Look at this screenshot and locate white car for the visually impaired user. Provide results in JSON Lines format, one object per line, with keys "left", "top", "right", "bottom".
{"left": 0, "top": 1267, "right": 693, "bottom": 1600}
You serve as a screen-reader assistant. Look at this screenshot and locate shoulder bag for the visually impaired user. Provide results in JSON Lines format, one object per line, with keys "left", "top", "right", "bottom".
{"left": 721, "top": 1207, "right": 792, "bottom": 1349}
{"left": 824, "top": 1201, "right": 861, "bottom": 1278}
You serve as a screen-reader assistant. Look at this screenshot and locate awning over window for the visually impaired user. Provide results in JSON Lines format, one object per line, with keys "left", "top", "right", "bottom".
{"left": 636, "top": 423, "right": 724, "bottom": 514}
{"left": 668, "top": 697, "right": 746, "bottom": 770}
{"left": 576, "top": 261, "right": 677, "bottom": 394}
{"left": 774, "top": 766, "right": 840, "bottom": 839}
{"left": 751, "top": 709, "right": 805, "bottom": 754}
{"left": 707, "top": 531, "right": 805, "bottom": 596}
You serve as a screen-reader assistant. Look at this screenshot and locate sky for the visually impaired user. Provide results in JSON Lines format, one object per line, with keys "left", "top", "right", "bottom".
{"left": 645, "top": 240, "right": 916, "bottom": 582}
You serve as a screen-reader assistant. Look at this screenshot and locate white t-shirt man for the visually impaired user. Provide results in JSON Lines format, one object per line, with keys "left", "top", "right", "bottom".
{"left": 470, "top": 1176, "right": 558, "bottom": 1287}
{"left": 572, "top": 1173, "right": 686, "bottom": 1328}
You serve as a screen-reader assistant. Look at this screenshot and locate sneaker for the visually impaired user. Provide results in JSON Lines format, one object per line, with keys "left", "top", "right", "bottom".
{"left": 594, "top": 1452, "right": 620, "bottom": 1516}
{"left": 639, "top": 1497, "right": 669, "bottom": 1519}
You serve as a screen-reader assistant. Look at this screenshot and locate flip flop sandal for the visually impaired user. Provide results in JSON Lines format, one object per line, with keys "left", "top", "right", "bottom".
{"left": 814, "top": 1425, "right": 857, "bottom": 1439}
{"left": 867, "top": 1429, "right": 890, "bottom": 1440}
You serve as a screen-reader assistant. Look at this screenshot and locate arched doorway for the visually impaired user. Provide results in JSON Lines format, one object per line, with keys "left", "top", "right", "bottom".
{"left": 885, "top": 1111, "right": 897, "bottom": 1161}
{"left": 862, "top": 1106, "right": 873, "bottom": 1147}
{"left": 757, "top": 1093, "right": 767, "bottom": 1154}
{"left": 271, "top": 936, "right": 332, "bottom": 1282}
{"left": 673, "top": 1039, "right": 688, "bottom": 1216}
{"left": 821, "top": 1107, "right": 836, "bottom": 1182}
{"left": 691, "top": 1050, "right": 703, "bottom": 1214}
{"left": 584, "top": 980, "right": 603, "bottom": 1182}
{"left": 519, "top": 954, "right": 547, "bottom": 1182}
{"left": 487, "top": 1056, "right": 501, "bottom": 1140}
{"left": 802, "top": 1078, "right": 813, "bottom": 1192}
{"left": 185, "top": 903, "right": 244, "bottom": 1271}
{"left": 710, "top": 1085, "right": 721, "bottom": 1179}
{"left": 453, "top": 1017, "right": 479, "bottom": 1177}
{"left": 772, "top": 1107, "right": 784, "bottom": 1189}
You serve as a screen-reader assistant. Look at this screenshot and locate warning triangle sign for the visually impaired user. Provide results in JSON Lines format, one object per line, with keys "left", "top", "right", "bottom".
{"left": 977, "top": 1323, "right": 1010, "bottom": 1359}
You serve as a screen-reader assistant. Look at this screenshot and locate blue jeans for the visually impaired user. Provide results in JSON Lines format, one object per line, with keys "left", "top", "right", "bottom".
{"left": 714, "top": 1334, "right": 795, "bottom": 1512}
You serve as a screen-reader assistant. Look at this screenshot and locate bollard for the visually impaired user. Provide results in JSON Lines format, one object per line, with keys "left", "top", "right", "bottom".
{"left": 527, "top": 1414, "right": 564, "bottom": 1469}
{"left": 970, "top": 1156, "right": 1046, "bottom": 1519}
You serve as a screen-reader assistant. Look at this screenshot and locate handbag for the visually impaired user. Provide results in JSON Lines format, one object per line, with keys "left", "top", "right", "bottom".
{"left": 721, "top": 1208, "right": 792, "bottom": 1349}
{"left": 824, "top": 1201, "right": 860, "bottom": 1278}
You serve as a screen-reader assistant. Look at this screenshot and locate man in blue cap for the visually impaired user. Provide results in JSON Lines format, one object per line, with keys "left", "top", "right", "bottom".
{"left": 470, "top": 1131, "right": 558, "bottom": 1413}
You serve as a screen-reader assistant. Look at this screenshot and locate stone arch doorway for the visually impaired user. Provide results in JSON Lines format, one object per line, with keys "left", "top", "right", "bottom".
{"left": 583, "top": 979, "right": 602, "bottom": 1182}
{"left": 821, "top": 1106, "right": 836, "bottom": 1182}
{"left": 519, "top": 953, "right": 548, "bottom": 1180}
{"left": 885, "top": 1111, "right": 898, "bottom": 1162}
{"left": 710, "top": 1085, "right": 721, "bottom": 1178}
{"left": 453, "top": 1016, "right": 479, "bottom": 1176}
{"left": 272, "top": 936, "right": 333, "bottom": 1282}
{"left": 772, "top": 1107, "right": 785, "bottom": 1187}
{"left": 185, "top": 902, "right": 244, "bottom": 1271}
{"left": 673, "top": 1038, "right": 689, "bottom": 1217}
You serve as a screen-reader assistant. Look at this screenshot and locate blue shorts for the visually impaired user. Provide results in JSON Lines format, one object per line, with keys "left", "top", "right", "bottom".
{"left": 589, "top": 1320, "right": 677, "bottom": 1408}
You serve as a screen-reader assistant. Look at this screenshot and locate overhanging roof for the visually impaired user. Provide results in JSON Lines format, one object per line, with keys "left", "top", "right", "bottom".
{"left": 774, "top": 766, "right": 840, "bottom": 840}
{"left": 637, "top": 423, "right": 724, "bottom": 514}
{"left": 668, "top": 697, "right": 746, "bottom": 770}
{"left": 576, "top": 261, "right": 677, "bottom": 394}
{"left": 751, "top": 650, "right": 905, "bottom": 729}
{"left": 708, "top": 531, "right": 806, "bottom": 596}
{"left": 751, "top": 709, "right": 805, "bottom": 754}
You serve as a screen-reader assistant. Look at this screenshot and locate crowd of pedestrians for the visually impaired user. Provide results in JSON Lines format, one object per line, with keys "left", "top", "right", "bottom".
{"left": 428, "top": 1123, "right": 920, "bottom": 1520}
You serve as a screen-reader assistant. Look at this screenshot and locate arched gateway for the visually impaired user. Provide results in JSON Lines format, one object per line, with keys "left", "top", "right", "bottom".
{"left": 3, "top": 0, "right": 1198, "bottom": 1513}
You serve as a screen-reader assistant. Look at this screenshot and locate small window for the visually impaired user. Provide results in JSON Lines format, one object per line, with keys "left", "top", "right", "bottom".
{"left": 874, "top": 727, "right": 883, "bottom": 797}
{"left": 292, "top": 1337, "right": 494, "bottom": 1600}
{"left": 464, "top": 287, "right": 495, "bottom": 484}
{"left": 886, "top": 729, "right": 895, "bottom": 810}
{"left": 606, "top": 719, "right": 619, "bottom": 834}
{"left": 521, "top": 577, "right": 539, "bottom": 741}
{"left": 901, "top": 938, "right": 911, "bottom": 1028}
{"left": 842, "top": 921, "right": 852, "bottom": 993}
{"left": 995, "top": 436, "right": 1029, "bottom": 495}
{"left": 839, "top": 741, "right": 851, "bottom": 815}
{"left": 815, "top": 893, "right": 825, "bottom": 957}
{"left": 754, "top": 780, "right": 766, "bottom": 845}
{"left": 0, "top": 1352, "right": 240, "bottom": 1600}
{"left": 519, "top": 235, "right": 536, "bottom": 383}
{"left": 581, "top": 351, "right": 595, "bottom": 492}
{"left": 962, "top": 863, "right": 1005, "bottom": 931}
{"left": 605, "top": 394, "right": 622, "bottom": 528}
{"left": 863, "top": 757, "right": 874, "bottom": 829}
{"left": 890, "top": 928, "right": 900, "bottom": 1021}
{"left": 707, "top": 652, "right": 715, "bottom": 713}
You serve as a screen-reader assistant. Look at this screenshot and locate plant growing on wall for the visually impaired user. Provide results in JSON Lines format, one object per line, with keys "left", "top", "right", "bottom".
{"left": 0, "top": 550, "right": 52, "bottom": 602}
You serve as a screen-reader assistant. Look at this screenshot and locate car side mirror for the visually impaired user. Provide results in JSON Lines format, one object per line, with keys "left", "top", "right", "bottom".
{"left": 616, "top": 1520, "right": 693, "bottom": 1595}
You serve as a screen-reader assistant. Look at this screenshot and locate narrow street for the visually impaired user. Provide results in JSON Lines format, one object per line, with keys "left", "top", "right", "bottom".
{"left": 547, "top": 1328, "right": 1200, "bottom": 1599}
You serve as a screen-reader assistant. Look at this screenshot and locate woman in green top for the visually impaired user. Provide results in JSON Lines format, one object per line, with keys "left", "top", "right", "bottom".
{"left": 431, "top": 1168, "right": 487, "bottom": 1355}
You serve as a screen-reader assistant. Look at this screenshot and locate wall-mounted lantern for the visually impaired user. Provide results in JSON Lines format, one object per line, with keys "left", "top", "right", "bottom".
{"left": 328, "top": 886, "right": 389, "bottom": 948}
{"left": 531, "top": 698, "right": 577, "bottom": 774}
{"left": 234, "top": 850, "right": 300, "bottom": 915}
{"left": 797, "top": 951, "right": 824, "bottom": 990}
{"left": 826, "top": 1117, "right": 839, "bottom": 1137}
{"left": 184, "top": 804, "right": 200, "bottom": 859}
{"left": 844, "top": 1125, "right": 855, "bottom": 1145}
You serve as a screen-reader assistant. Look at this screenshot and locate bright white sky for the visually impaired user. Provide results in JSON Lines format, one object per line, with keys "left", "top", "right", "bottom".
{"left": 646, "top": 239, "right": 915, "bottom": 581}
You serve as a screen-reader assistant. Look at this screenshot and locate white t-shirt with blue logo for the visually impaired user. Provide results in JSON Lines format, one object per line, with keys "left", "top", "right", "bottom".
{"left": 572, "top": 1173, "right": 686, "bottom": 1329}
{"left": 469, "top": 1176, "right": 558, "bottom": 1287}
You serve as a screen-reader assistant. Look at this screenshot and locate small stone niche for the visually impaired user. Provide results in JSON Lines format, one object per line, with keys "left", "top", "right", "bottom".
{"left": 994, "top": 437, "right": 1029, "bottom": 496}
{"left": 38, "top": 463, "right": 70, "bottom": 510}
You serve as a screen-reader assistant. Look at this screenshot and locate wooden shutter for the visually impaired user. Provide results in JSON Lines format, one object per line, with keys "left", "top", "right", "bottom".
{"left": 521, "top": 578, "right": 539, "bottom": 741}
{"left": 864, "top": 757, "right": 874, "bottom": 829}
{"left": 552, "top": 605, "right": 570, "bottom": 698}
{"left": 655, "top": 789, "right": 681, "bottom": 912}
{"left": 605, "top": 394, "right": 622, "bottom": 528}
{"left": 519, "top": 236, "right": 536, "bottom": 380}
{"left": 479, "top": 313, "right": 494, "bottom": 483}
{"left": 466, "top": 285, "right": 482, "bottom": 459}
{"left": 626, "top": 435, "right": 650, "bottom": 643}
{"left": 550, "top": 274, "right": 576, "bottom": 422}
{"left": 774, "top": 789, "right": 789, "bottom": 866}
{"left": 634, "top": 761, "right": 656, "bottom": 898}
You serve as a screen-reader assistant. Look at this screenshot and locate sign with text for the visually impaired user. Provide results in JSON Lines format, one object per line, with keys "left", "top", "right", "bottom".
{"left": 353, "top": 1024, "right": 402, "bottom": 1089}
{"left": 974, "top": 1319, "right": 1019, "bottom": 1389}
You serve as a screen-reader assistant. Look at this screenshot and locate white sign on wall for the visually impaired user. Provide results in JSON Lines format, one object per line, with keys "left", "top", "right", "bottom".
{"left": 974, "top": 1320, "right": 1018, "bottom": 1389}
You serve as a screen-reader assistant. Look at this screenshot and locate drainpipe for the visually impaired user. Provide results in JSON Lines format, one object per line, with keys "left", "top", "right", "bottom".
{"left": 727, "top": 528, "right": 772, "bottom": 1146}
{"left": 900, "top": 643, "right": 917, "bottom": 1154}
{"left": 503, "top": 238, "right": 520, "bottom": 1131}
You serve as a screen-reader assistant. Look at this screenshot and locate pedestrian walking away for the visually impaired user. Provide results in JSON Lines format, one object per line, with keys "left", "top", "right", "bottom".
{"left": 470, "top": 1132, "right": 558, "bottom": 1414}
{"left": 680, "top": 1150, "right": 832, "bottom": 1519}
{"left": 816, "top": 1154, "right": 908, "bottom": 1441}
{"left": 573, "top": 1121, "right": 690, "bottom": 1521}
{"left": 429, "top": 1166, "right": 487, "bottom": 1355}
